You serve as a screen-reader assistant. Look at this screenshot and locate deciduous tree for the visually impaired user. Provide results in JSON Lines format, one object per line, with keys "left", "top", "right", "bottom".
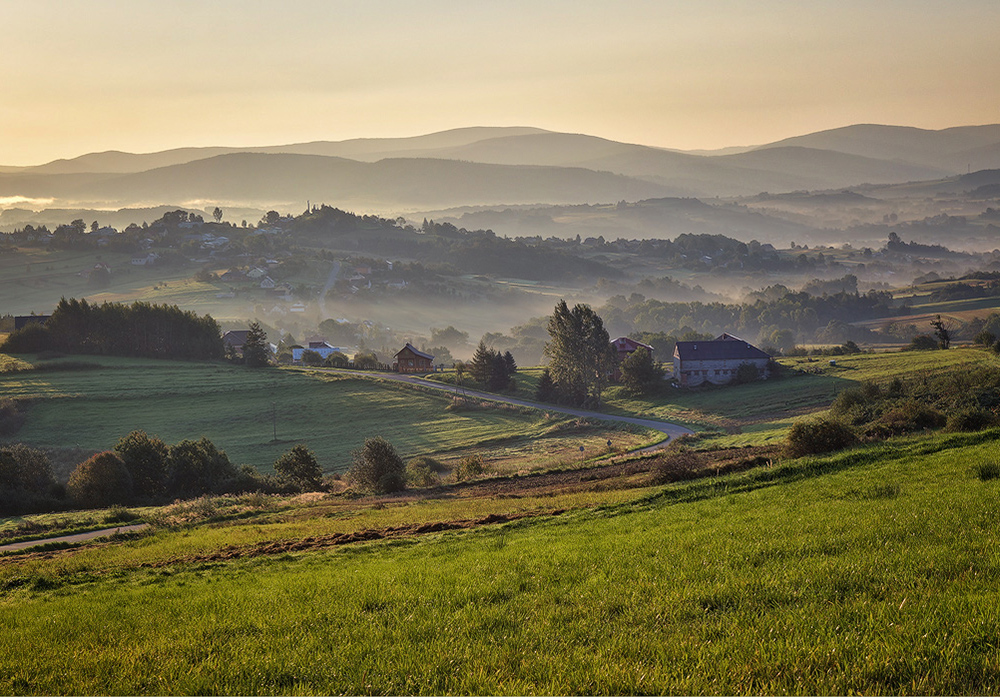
{"left": 348, "top": 437, "right": 405, "bottom": 494}
{"left": 544, "top": 300, "right": 615, "bottom": 407}
{"left": 274, "top": 444, "right": 323, "bottom": 490}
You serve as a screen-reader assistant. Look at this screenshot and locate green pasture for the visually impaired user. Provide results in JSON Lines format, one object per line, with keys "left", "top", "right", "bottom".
{"left": 0, "top": 356, "right": 646, "bottom": 474}
{"left": 1, "top": 429, "right": 998, "bottom": 694}
{"left": 435, "top": 348, "right": 1000, "bottom": 448}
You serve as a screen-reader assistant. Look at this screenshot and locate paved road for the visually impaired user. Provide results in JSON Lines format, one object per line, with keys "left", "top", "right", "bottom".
{"left": 0, "top": 524, "right": 149, "bottom": 554}
{"left": 317, "top": 368, "right": 693, "bottom": 449}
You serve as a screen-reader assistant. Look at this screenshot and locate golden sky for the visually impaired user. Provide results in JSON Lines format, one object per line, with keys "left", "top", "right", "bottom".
{"left": 2, "top": 0, "right": 998, "bottom": 165}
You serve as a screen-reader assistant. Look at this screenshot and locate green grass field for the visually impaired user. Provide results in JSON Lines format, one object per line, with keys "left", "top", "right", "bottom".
{"left": 1, "top": 428, "right": 998, "bottom": 694}
{"left": 0, "top": 356, "right": 651, "bottom": 475}
{"left": 434, "top": 348, "right": 1000, "bottom": 448}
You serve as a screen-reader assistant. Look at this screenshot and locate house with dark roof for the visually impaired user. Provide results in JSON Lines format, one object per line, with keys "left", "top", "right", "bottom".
{"left": 14, "top": 315, "right": 50, "bottom": 331}
{"left": 672, "top": 333, "right": 771, "bottom": 387}
{"left": 394, "top": 343, "right": 434, "bottom": 374}
{"left": 222, "top": 330, "right": 250, "bottom": 353}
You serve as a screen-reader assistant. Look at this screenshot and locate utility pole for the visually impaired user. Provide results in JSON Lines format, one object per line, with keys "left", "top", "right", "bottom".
{"left": 271, "top": 401, "right": 277, "bottom": 442}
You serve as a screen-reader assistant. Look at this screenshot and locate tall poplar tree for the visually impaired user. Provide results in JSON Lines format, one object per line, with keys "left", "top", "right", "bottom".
{"left": 543, "top": 300, "right": 615, "bottom": 407}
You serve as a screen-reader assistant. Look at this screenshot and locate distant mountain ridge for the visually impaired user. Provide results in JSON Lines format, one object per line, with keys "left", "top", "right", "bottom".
{"left": 1, "top": 124, "right": 998, "bottom": 211}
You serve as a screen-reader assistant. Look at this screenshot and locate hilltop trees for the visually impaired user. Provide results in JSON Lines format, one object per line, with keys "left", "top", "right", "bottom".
{"left": 544, "top": 300, "right": 615, "bottom": 407}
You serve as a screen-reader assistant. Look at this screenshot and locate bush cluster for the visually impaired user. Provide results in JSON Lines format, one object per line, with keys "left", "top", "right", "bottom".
{"left": 786, "top": 418, "right": 858, "bottom": 457}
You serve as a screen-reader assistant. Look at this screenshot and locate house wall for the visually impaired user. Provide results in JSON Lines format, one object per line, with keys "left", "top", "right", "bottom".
{"left": 395, "top": 349, "right": 433, "bottom": 373}
{"left": 673, "top": 356, "right": 770, "bottom": 387}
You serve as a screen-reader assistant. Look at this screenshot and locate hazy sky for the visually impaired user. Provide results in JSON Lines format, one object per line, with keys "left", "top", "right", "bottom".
{"left": 2, "top": 0, "right": 998, "bottom": 165}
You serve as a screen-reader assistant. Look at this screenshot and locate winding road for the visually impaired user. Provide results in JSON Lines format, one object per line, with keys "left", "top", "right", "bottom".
{"left": 0, "top": 524, "right": 149, "bottom": 554}
{"left": 317, "top": 368, "right": 693, "bottom": 448}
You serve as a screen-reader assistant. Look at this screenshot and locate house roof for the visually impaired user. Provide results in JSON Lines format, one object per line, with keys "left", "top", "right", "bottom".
{"left": 394, "top": 343, "right": 434, "bottom": 361}
{"left": 612, "top": 337, "right": 653, "bottom": 352}
{"left": 222, "top": 330, "right": 250, "bottom": 347}
{"left": 674, "top": 337, "right": 770, "bottom": 361}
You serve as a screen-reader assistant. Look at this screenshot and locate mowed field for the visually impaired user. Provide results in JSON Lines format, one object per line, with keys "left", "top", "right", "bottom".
{"left": 1, "top": 428, "right": 998, "bottom": 694}
{"left": 0, "top": 356, "right": 654, "bottom": 474}
{"left": 437, "top": 348, "right": 1000, "bottom": 447}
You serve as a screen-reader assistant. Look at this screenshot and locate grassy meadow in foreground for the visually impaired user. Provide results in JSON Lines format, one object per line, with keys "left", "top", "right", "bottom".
{"left": 0, "top": 429, "right": 998, "bottom": 694}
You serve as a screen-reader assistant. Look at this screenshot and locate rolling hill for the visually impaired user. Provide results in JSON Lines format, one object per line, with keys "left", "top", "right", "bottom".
{"left": 0, "top": 123, "right": 998, "bottom": 214}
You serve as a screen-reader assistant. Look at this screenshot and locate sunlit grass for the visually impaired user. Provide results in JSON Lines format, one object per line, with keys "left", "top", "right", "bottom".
{"left": 1, "top": 430, "right": 999, "bottom": 694}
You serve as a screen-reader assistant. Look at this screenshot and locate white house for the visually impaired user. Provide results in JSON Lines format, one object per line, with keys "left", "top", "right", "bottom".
{"left": 292, "top": 340, "right": 344, "bottom": 363}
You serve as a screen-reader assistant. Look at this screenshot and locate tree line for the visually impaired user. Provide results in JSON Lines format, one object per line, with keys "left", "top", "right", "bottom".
{"left": 1, "top": 298, "right": 223, "bottom": 360}
{"left": 0, "top": 432, "right": 325, "bottom": 515}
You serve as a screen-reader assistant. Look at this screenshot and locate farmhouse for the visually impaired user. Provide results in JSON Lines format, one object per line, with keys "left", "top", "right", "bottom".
{"left": 394, "top": 343, "right": 434, "bottom": 374}
{"left": 13, "top": 315, "right": 50, "bottom": 331}
{"left": 673, "top": 333, "right": 770, "bottom": 387}
{"left": 291, "top": 340, "right": 343, "bottom": 363}
{"left": 222, "top": 330, "right": 250, "bottom": 353}
{"left": 611, "top": 336, "right": 654, "bottom": 381}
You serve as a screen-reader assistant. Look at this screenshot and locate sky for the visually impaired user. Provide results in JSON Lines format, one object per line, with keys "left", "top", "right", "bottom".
{"left": 2, "top": 0, "right": 998, "bottom": 166}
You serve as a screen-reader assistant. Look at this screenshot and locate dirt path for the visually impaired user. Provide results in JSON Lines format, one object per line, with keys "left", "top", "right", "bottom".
{"left": 0, "top": 524, "right": 149, "bottom": 553}
{"left": 317, "top": 368, "right": 694, "bottom": 449}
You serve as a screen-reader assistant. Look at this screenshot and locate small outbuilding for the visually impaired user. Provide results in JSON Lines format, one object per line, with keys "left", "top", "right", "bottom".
{"left": 394, "top": 343, "right": 434, "bottom": 374}
{"left": 673, "top": 333, "right": 770, "bottom": 387}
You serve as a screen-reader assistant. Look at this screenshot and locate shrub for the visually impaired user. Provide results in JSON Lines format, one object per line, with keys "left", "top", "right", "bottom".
{"left": 0, "top": 322, "right": 50, "bottom": 353}
{"left": 103, "top": 505, "right": 138, "bottom": 524}
{"left": 786, "top": 418, "right": 857, "bottom": 457}
{"left": 114, "top": 430, "right": 168, "bottom": 499}
{"left": 353, "top": 352, "right": 380, "bottom": 371}
{"left": 0, "top": 398, "right": 26, "bottom": 436}
{"left": 946, "top": 407, "right": 997, "bottom": 433}
{"left": 732, "top": 362, "right": 760, "bottom": 385}
{"left": 0, "top": 444, "right": 59, "bottom": 515}
{"left": 650, "top": 449, "right": 706, "bottom": 484}
{"left": 406, "top": 456, "right": 444, "bottom": 488}
{"left": 907, "top": 334, "right": 939, "bottom": 351}
{"left": 348, "top": 437, "right": 405, "bottom": 493}
{"left": 974, "top": 330, "right": 997, "bottom": 347}
{"left": 67, "top": 451, "right": 133, "bottom": 508}
{"left": 830, "top": 381, "right": 882, "bottom": 420}
{"left": 453, "top": 454, "right": 488, "bottom": 482}
{"left": 274, "top": 444, "right": 324, "bottom": 490}
{"left": 301, "top": 350, "right": 325, "bottom": 366}
{"left": 620, "top": 348, "right": 664, "bottom": 395}
{"left": 324, "top": 351, "right": 350, "bottom": 368}
{"left": 166, "top": 437, "right": 237, "bottom": 498}
{"left": 871, "top": 400, "right": 945, "bottom": 436}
